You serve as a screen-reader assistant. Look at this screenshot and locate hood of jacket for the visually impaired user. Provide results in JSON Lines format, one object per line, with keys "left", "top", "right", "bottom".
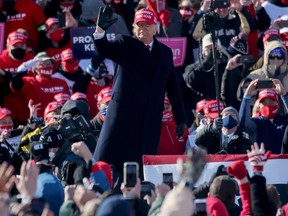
{"left": 61, "top": 99, "right": 90, "bottom": 121}
{"left": 262, "top": 40, "right": 288, "bottom": 77}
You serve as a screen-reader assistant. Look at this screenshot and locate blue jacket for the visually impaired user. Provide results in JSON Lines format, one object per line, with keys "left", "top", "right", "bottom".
{"left": 239, "top": 97, "right": 288, "bottom": 153}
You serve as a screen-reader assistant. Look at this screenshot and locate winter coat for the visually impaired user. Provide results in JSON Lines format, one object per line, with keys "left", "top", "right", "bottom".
{"left": 93, "top": 34, "right": 186, "bottom": 172}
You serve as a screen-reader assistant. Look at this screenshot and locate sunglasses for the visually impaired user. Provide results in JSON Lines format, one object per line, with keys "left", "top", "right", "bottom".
{"left": 269, "top": 55, "right": 284, "bottom": 60}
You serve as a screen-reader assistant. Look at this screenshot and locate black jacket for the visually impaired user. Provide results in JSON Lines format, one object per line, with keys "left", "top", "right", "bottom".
{"left": 195, "top": 125, "right": 251, "bottom": 154}
{"left": 93, "top": 34, "right": 187, "bottom": 172}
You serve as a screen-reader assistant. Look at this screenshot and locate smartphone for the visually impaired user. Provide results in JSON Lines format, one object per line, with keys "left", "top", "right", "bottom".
{"left": 157, "top": 0, "right": 166, "bottom": 12}
{"left": 123, "top": 162, "right": 139, "bottom": 187}
{"left": 237, "top": 55, "right": 255, "bottom": 64}
{"left": 9, "top": 129, "right": 22, "bottom": 137}
{"left": 279, "top": 20, "right": 288, "bottom": 28}
{"left": 141, "top": 181, "right": 155, "bottom": 199}
{"left": 162, "top": 172, "right": 173, "bottom": 189}
{"left": 29, "top": 198, "right": 46, "bottom": 215}
{"left": 256, "top": 80, "right": 274, "bottom": 89}
{"left": 193, "top": 199, "right": 207, "bottom": 216}
{"left": 211, "top": 0, "right": 230, "bottom": 8}
{"left": 57, "top": 12, "right": 66, "bottom": 28}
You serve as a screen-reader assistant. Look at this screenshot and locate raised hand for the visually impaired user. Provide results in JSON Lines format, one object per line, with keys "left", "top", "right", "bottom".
{"left": 247, "top": 142, "right": 271, "bottom": 171}
{"left": 96, "top": 5, "right": 118, "bottom": 31}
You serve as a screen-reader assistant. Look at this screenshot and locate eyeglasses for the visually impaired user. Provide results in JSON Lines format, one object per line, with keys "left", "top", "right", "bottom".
{"left": 269, "top": 55, "right": 284, "bottom": 60}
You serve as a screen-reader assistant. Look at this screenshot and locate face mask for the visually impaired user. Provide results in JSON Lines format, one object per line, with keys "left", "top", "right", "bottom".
{"left": 222, "top": 115, "right": 238, "bottom": 130}
{"left": 38, "top": 66, "right": 54, "bottom": 78}
{"left": 162, "top": 110, "right": 173, "bottom": 122}
{"left": 60, "top": 1, "right": 74, "bottom": 11}
{"left": 49, "top": 152, "right": 55, "bottom": 160}
{"left": 49, "top": 29, "right": 65, "bottom": 42}
{"left": 260, "top": 105, "right": 278, "bottom": 119}
{"left": 99, "top": 106, "right": 108, "bottom": 121}
{"left": 62, "top": 61, "right": 79, "bottom": 73}
{"left": 11, "top": 48, "right": 26, "bottom": 60}
{"left": 179, "top": 7, "right": 194, "bottom": 19}
{"left": 0, "top": 124, "right": 13, "bottom": 132}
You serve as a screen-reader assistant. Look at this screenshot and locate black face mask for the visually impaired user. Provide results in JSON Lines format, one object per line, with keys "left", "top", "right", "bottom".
{"left": 11, "top": 48, "right": 26, "bottom": 60}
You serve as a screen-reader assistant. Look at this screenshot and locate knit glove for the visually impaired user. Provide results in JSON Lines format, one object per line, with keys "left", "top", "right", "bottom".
{"left": 17, "top": 59, "right": 41, "bottom": 73}
{"left": 247, "top": 143, "right": 271, "bottom": 171}
{"left": 97, "top": 5, "right": 118, "bottom": 30}
{"left": 227, "top": 160, "right": 247, "bottom": 180}
{"left": 159, "top": 10, "right": 171, "bottom": 27}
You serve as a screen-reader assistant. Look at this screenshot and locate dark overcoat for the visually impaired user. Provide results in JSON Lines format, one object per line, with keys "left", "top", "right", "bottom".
{"left": 92, "top": 34, "right": 186, "bottom": 170}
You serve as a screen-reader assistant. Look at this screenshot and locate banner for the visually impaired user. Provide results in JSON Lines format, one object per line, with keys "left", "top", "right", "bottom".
{"left": 0, "top": 23, "right": 5, "bottom": 54}
{"left": 71, "top": 26, "right": 118, "bottom": 59}
{"left": 157, "top": 37, "right": 187, "bottom": 67}
{"left": 143, "top": 154, "right": 288, "bottom": 185}
{"left": 143, "top": 154, "right": 288, "bottom": 203}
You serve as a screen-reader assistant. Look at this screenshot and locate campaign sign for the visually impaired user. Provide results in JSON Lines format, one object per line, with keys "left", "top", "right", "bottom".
{"left": 0, "top": 23, "right": 5, "bottom": 54}
{"left": 157, "top": 37, "right": 187, "bottom": 67}
{"left": 71, "top": 26, "right": 117, "bottom": 59}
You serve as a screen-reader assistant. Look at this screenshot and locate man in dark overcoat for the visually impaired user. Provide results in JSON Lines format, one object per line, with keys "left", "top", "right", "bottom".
{"left": 92, "top": 6, "right": 187, "bottom": 174}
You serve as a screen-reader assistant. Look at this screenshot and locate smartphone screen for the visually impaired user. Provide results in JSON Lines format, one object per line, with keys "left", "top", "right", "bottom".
{"left": 211, "top": 0, "right": 230, "bottom": 8}
{"left": 194, "top": 199, "right": 207, "bottom": 216}
{"left": 157, "top": 0, "right": 166, "bottom": 12}
{"left": 256, "top": 80, "right": 274, "bottom": 89}
{"left": 57, "top": 12, "right": 66, "bottom": 28}
{"left": 124, "top": 162, "right": 139, "bottom": 187}
{"left": 162, "top": 173, "right": 173, "bottom": 189}
{"left": 141, "top": 182, "right": 152, "bottom": 198}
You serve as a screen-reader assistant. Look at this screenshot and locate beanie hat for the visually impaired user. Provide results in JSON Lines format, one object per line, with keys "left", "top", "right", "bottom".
{"left": 30, "top": 141, "right": 49, "bottom": 162}
{"left": 90, "top": 161, "right": 113, "bottom": 192}
{"left": 96, "top": 195, "right": 134, "bottom": 216}
{"left": 227, "top": 33, "right": 248, "bottom": 56}
{"left": 39, "top": 126, "right": 64, "bottom": 148}
{"left": 221, "top": 106, "right": 239, "bottom": 121}
{"left": 269, "top": 47, "right": 285, "bottom": 57}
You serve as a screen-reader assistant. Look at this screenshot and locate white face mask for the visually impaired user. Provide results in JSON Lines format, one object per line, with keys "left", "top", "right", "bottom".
{"left": 49, "top": 152, "right": 55, "bottom": 160}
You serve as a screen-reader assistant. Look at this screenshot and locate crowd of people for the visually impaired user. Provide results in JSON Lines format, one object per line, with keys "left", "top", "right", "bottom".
{"left": 0, "top": 0, "right": 288, "bottom": 215}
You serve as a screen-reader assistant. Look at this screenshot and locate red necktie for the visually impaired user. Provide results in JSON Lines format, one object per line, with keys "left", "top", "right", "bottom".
{"left": 146, "top": 44, "right": 151, "bottom": 50}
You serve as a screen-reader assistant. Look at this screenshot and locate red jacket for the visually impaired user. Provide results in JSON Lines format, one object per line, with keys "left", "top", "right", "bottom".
{"left": 158, "top": 115, "right": 188, "bottom": 155}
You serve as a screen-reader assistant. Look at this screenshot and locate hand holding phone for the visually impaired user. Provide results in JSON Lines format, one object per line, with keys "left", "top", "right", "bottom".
{"left": 255, "top": 80, "right": 274, "bottom": 89}
{"left": 123, "top": 162, "right": 139, "bottom": 188}
{"left": 162, "top": 173, "right": 173, "bottom": 189}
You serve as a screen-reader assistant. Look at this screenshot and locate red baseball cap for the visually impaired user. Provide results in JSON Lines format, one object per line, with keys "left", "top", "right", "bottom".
{"left": 44, "top": 101, "right": 62, "bottom": 119}
{"left": 45, "top": 17, "right": 59, "bottom": 31}
{"left": 204, "top": 100, "right": 224, "bottom": 118}
{"left": 61, "top": 48, "right": 74, "bottom": 61}
{"left": 134, "top": 8, "right": 157, "bottom": 25}
{"left": 7, "top": 31, "right": 27, "bottom": 46}
{"left": 97, "top": 87, "right": 112, "bottom": 103}
{"left": 196, "top": 99, "right": 208, "bottom": 113}
{"left": 54, "top": 93, "right": 71, "bottom": 105}
{"left": 258, "top": 88, "right": 278, "bottom": 102}
{"left": 0, "top": 108, "right": 13, "bottom": 120}
{"left": 263, "top": 28, "right": 280, "bottom": 43}
{"left": 71, "top": 92, "right": 88, "bottom": 102}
